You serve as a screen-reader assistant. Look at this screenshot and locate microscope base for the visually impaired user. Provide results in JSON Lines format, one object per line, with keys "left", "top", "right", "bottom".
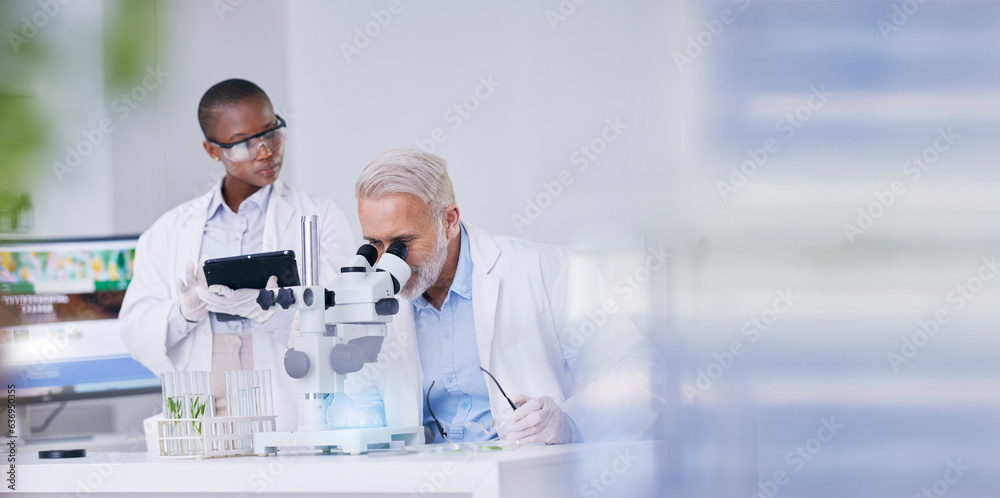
{"left": 253, "top": 426, "right": 424, "bottom": 456}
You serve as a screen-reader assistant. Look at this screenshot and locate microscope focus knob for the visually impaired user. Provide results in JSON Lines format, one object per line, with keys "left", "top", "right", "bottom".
{"left": 284, "top": 349, "right": 311, "bottom": 379}
{"left": 257, "top": 289, "right": 276, "bottom": 310}
{"left": 276, "top": 288, "right": 296, "bottom": 309}
{"left": 330, "top": 344, "right": 365, "bottom": 375}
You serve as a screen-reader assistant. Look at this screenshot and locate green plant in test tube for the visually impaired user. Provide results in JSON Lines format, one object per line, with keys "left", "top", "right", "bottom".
{"left": 190, "top": 396, "right": 206, "bottom": 435}
{"left": 167, "top": 396, "right": 184, "bottom": 423}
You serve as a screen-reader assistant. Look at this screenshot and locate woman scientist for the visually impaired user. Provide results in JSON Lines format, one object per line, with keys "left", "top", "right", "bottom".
{"left": 120, "top": 79, "right": 354, "bottom": 431}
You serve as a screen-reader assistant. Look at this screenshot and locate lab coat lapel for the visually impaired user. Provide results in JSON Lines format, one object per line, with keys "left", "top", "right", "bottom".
{"left": 263, "top": 180, "right": 297, "bottom": 251}
{"left": 173, "top": 187, "right": 212, "bottom": 371}
{"left": 465, "top": 223, "right": 501, "bottom": 373}
{"left": 176, "top": 187, "right": 213, "bottom": 278}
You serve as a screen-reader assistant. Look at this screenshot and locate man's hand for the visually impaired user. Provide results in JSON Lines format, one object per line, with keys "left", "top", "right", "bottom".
{"left": 196, "top": 275, "right": 277, "bottom": 323}
{"left": 504, "top": 394, "right": 577, "bottom": 445}
{"left": 177, "top": 260, "right": 209, "bottom": 322}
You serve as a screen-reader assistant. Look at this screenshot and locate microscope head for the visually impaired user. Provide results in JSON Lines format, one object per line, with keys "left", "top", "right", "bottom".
{"left": 375, "top": 241, "right": 411, "bottom": 296}
{"left": 341, "top": 242, "right": 410, "bottom": 296}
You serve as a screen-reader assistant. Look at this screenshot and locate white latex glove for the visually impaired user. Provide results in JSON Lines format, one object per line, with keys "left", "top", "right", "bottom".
{"left": 177, "top": 260, "right": 209, "bottom": 322}
{"left": 504, "top": 394, "right": 577, "bottom": 445}
{"left": 196, "top": 275, "right": 278, "bottom": 323}
{"left": 287, "top": 310, "right": 300, "bottom": 349}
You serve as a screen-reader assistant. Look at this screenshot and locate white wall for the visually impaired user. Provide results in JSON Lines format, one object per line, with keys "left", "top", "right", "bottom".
{"left": 284, "top": 1, "right": 685, "bottom": 252}
{"left": 27, "top": 0, "right": 684, "bottom": 254}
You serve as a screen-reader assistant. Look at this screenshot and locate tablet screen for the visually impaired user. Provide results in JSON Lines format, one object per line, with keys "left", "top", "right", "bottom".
{"left": 203, "top": 250, "right": 300, "bottom": 290}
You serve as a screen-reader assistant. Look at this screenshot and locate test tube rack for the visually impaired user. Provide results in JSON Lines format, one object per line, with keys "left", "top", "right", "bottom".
{"left": 157, "top": 369, "right": 276, "bottom": 459}
{"left": 156, "top": 414, "right": 276, "bottom": 459}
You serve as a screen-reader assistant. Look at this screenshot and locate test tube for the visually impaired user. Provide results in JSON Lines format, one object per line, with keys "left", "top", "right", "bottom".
{"left": 186, "top": 371, "right": 197, "bottom": 455}
{"left": 248, "top": 370, "right": 258, "bottom": 433}
{"left": 175, "top": 371, "right": 186, "bottom": 456}
{"left": 263, "top": 370, "right": 273, "bottom": 418}
{"left": 224, "top": 371, "right": 231, "bottom": 450}
{"left": 240, "top": 370, "right": 248, "bottom": 416}
{"left": 203, "top": 371, "right": 216, "bottom": 417}
{"left": 238, "top": 370, "right": 249, "bottom": 448}
{"left": 234, "top": 370, "right": 241, "bottom": 417}
{"left": 249, "top": 370, "right": 258, "bottom": 434}
{"left": 249, "top": 370, "right": 258, "bottom": 417}
{"left": 224, "top": 371, "right": 233, "bottom": 417}
{"left": 203, "top": 371, "right": 214, "bottom": 447}
{"left": 179, "top": 371, "right": 191, "bottom": 455}
{"left": 246, "top": 370, "right": 256, "bottom": 444}
{"left": 160, "top": 372, "right": 175, "bottom": 456}
{"left": 199, "top": 371, "right": 211, "bottom": 454}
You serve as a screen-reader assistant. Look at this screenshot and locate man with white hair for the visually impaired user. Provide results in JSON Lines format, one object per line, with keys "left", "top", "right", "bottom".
{"left": 349, "top": 148, "right": 665, "bottom": 445}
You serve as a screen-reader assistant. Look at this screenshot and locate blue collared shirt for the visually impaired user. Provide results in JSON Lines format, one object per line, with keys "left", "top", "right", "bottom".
{"left": 167, "top": 183, "right": 292, "bottom": 346}
{"left": 414, "top": 224, "right": 494, "bottom": 442}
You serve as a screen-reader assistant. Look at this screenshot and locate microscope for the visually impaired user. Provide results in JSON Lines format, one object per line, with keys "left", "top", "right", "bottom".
{"left": 252, "top": 215, "right": 424, "bottom": 455}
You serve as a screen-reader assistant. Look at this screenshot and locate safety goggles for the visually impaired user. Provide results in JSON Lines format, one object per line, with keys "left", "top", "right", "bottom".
{"left": 208, "top": 115, "right": 286, "bottom": 163}
{"left": 426, "top": 367, "right": 517, "bottom": 443}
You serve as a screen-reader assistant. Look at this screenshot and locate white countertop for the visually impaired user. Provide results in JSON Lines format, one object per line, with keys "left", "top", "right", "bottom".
{"left": 12, "top": 440, "right": 665, "bottom": 497}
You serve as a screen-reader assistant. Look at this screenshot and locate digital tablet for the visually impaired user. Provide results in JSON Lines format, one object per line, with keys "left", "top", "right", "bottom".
{"left": 203, "top": 250, "right": 300, "bottom": 290}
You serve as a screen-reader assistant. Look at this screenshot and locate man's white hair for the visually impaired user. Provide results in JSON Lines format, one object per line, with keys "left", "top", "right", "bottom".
{"left": 355, "top": 148, "right": 456, "bottom": 215}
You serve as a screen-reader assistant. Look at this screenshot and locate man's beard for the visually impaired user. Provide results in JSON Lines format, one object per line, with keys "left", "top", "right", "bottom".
{"left": 399, "top": 219, "right": 449, "bottom": 301}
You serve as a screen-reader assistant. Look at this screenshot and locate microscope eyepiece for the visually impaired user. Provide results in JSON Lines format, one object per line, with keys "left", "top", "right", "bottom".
{"left": 386, "top": 241, "right": 408, "bottom": 261}
{"left": 356, "top": 244, "right": 378, "bottom": 267}
{"left": 373, "top": 241, "right": 412, "bottom": 296}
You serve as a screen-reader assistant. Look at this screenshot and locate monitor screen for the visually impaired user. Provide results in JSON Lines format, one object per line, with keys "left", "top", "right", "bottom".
{"left": 0, "top": 236, "right": 160, "bottom": 403}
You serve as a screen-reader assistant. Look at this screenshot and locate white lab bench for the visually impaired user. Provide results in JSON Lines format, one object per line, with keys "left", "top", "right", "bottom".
{"left": 13, "top": 440, "right": 665, "bottom": 497}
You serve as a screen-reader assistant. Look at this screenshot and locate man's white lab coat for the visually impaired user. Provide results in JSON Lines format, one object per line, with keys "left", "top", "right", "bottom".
{"left": 120, "top": 180, "right": 354, "bottom": 431}
{"left": 349, "top": 223, "right": 667, "bottom": 443}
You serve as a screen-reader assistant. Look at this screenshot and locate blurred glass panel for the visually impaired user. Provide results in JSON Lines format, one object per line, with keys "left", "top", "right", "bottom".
{"left": 675, "top": 1, "right": 1000, "bottom": 496}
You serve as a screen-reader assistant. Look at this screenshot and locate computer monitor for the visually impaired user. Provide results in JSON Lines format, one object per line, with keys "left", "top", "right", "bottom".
{"left": 0, "top": 236, "right": 160, "bottom": 404}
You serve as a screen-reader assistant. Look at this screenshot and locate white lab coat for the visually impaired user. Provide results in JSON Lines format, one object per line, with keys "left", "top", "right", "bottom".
{"left": 348, "top": 223, "right": 667, "bottom": 443}
{"left": 120, "top": 180, "right": 354, "bottom": 431}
